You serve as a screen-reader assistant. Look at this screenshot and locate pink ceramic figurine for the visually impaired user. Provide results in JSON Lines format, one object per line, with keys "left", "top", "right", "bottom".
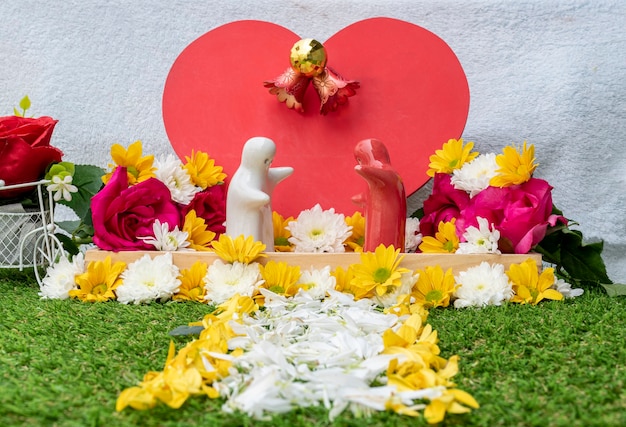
{"left": 353, "top": 138, "right": 406, "bottom": 252}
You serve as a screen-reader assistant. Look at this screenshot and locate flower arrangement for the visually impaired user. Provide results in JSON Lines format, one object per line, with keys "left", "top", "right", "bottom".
{"left": 34, "top": 135, "right": 619, "bottom": 425}
{"left": 0, "top": 96, "right": 104, "bottom": 259}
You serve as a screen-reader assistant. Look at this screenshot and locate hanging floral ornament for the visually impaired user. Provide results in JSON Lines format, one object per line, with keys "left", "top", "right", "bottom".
{"left": 264, "top": 38, "right": 360, "bottom": 115}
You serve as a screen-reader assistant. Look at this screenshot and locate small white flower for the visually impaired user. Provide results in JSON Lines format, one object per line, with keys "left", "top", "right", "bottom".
{"left": 286, "top": 204, "right": 352, "bottom": 253}
{"left": 456, "top": 217, "right": 501, "bottom": 254}
{"left": 117, "top": 253, "right": 180, "bottom": 304}
{"left": 46, "top": 174, "right": 78, "bottom": 202}
{"left": 39, "top": 253, "right": 84, "bottom": 299}
{"left": 451, "top": 153, "right": 498, "bottom": 197}
{"left": 454, "top": 262, "right": 513, "bottom": 308}
{"left": 374, "top": 270, "right": 419, "bottom": 308}
{"left": 297, "top": 266, "right": 336, "bottom": 300}
{"left": 404, "top": 217, "right": 422, "bottom": 253}
{"left": 154, "top": 154, "right": 200, "bottom": 204}
{"left": 204, "top": 260, "right": 264, "bottom": 304}
{"left": 138, "top": 219, "right": 190, "bottom": 251}
{"left": 551, "top": 277, "right": 584, "bottom": 298}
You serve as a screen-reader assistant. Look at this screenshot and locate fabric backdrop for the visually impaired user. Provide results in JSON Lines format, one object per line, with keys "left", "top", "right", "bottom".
{"left": 0, "top": 0, "right": 624, "bottom": 282}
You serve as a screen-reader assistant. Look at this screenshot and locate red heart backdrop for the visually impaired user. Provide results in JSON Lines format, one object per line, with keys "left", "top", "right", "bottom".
{"left": 162, "top": 18, "right": 469, "bottom": 217}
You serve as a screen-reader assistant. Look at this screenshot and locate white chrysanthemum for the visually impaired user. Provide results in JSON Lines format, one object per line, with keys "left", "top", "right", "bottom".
{"left": 456, "top": 217, "right": 501, "bottom": 254}
{"left": 46, "top": 174, "right": 78, "bottom": 202}
{"left": 138, "top": 219, "right": 190, "bottom": 251}
{"left": 404, "top": 217, "right": 422, "bottom": 253}
{"left": 453, "top": 262, "right": 513, "bottom": 308}
{"left": 117, "top": 253, "right": 180, "bottom": 304}
{"left": 297, "top": 266, "right": 336, "bottom": 300}
{"left": 374, "top": 270, "right": 419, "bottom": 308}
{"left": 154, "top": 154, "right": 200, "bottom": 204}
{"left": 39, "top": 253, "right": 84, "bottom": 300}
{"left": 551, "top": 277, "right": 584, "bottom": 298}
{"left": 451, "top": 153, "right": 498, "bottom": 197}
{"left": 286, "top": 204, "right": 352, "bottom": 253}
{"left": 204, "top": 260, "right": 264, "bottom": 304}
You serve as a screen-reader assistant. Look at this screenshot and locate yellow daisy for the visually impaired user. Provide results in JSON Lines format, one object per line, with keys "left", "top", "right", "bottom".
{"left": 258, "top": 260, "right": 302, "bottom": 298}
{"left": 344, "top": 211, "right": 365, "bottom": 252}
{"left": 211, "top": 234, "right": 267, "bottom": 264}
{"left": 69, "top": 256, "right": 126, "bottom": 302}
{"left": 273, "top": 211, "right": 294, "bottom": 252}
{"left": 507, "top": 258, "right": 563, "bottom": 305}
{"left": 426, "top": 138, "right": 478, "bottom": 177}
{"left": 332, "top": 265, "right": 371, "bottom": 300}
{"left": 183, "top": 210, "right": 216, "bottom": 251}
{"left": 173, "top": 261, "right": 208, "bottom": 302}
{"left": 490, "top": 141, "right": 538, "bottom": 187}
{"left": 351, "top": 244, "right": 410, "bottom": 298}
{"left": 102, "top": 140, "right": 156, "bottom": 185}
{"left": 412, "top": 265, "right": 456, "bottom": 308}
{"left": 183, "top": 150, "right": 227, "bottom": 189}
{"left": 418, "top": 219, "right": 460, "bottom": 253}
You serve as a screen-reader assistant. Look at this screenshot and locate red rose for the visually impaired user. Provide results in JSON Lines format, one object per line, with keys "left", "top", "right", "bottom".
{"left": 458, "top": 178, "right": 565, "bottom": 253}
{"left": 419, "top": 173, "right": 470, "bottom": 237}
{"left": 0, "top": 115, "right": 61, "bottom": 198}
{"left": 91, "top": 167, "right": 182, "bottom": 251}
{"left": 182, "top": 184, "right": 226, "bottom": 237}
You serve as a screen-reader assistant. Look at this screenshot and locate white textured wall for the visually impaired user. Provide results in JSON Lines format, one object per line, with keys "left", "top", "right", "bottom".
{"left": 1, "top": 0, "right": 624, "bottom": 281}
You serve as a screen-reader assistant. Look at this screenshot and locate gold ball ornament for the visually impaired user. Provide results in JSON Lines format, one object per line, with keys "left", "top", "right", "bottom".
{"left": 290, "top": 38, "right": 327, "bottom": 77}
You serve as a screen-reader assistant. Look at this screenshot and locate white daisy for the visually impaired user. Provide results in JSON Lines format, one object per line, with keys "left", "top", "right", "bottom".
{"left": 39, "top": 253, "right": 84, "bottom": 299}
{"left": 154, "top": 154, "right": 200, "bottom": 204}
{"left": 46, "top": 174, "right": 78, "bottom": 202}
{"left": 453, "top": 262, "right": 513, "bottom": 308}
{"left": 404, "top": 217, "right": 422, "bottom": 253}
{"left": 204, "top": 260, "right": 264, "bottom": 304}
{"left": 117, "top": 252, "right": 180, "bottom": 304}
{"left": 286, "top": 204, "right": 352, "bottom": 253}
{"left": 296, "top": 265, "right": 336, "bottom": 300}
{"left": 374, "top": 270, "right": 419, "bottom": 308}
{"left": 456, "top": 217, "right": 501, "bottom": 254}
{"left": 551, "top": 277, "right": 584, "bottom": 298}
{"left": 451, "top": 153, "right": 498, "bottom": 197}
{"left": 137, "top": 219, "right": 190, "bottom": 251}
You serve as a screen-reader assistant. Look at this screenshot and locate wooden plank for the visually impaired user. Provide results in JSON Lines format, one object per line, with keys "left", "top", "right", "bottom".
{"left": 84, "top": 249, "right": 542, "bottom": 274}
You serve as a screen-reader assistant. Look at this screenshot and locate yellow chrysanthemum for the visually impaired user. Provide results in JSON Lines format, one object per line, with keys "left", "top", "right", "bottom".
{"left": 490, "top": 141, "right": 538, "bottom": 187}
{"left": 258, "top": 260, "right": 302, "bottom": 298}
{"left": 211, "top": 234, "right": 267, "bottom": 264}
{"left": 507, "top": 258, "right": 563, "bottom": 305}
{"left": 426, "top": 138, "right": 478, "bottom": 177}
{"left": 273, "top": 211, "right": 294, "bottom": 252}
{"left": 384, "top": 294, "right": 430, "bottom": 321}
{"left": 351, "top": 244, "right": 411, "bottom": 298}
{"left": 102, "top": 140, "right": 156, "bottom": 185}
{"left": 173, "top": 261, "right": 208, "bottom": 302}
{"left": 183, "top": 210, "right": 216, "bottom": 251}
{"left": 69, "top": 256, "right": 126, "bottom": 302}
{"left": 344, "top": 211, "right": 365, "bottom": 252}
{"left": 183, "top": 150, "right": 227, "bottom": 189}
{"left": 331, "top": 265, "right": 371, "bottom": 300}
{"left": 418, "top": 219, "right": 460, "bottom": 253}
{"left": 412, "top": 265, "right": 457, "bottom": 308}
{"left": 424, "top": 387, "right": 480, "bottom": 424}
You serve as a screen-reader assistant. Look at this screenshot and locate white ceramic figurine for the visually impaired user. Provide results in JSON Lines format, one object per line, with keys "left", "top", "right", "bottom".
{"left": 226, "top": 137, "right": 293, "bottom": 251}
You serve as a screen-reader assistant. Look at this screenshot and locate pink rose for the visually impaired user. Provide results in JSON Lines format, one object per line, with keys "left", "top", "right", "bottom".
{"left": 458, "top": 178, "right": 565, "bottom": 253}
{"left": 181, "top": 184, "right": 226, "bottom": 237}
{"left": 0, "top": 115, "right": 61, "bottom": 198}
{"left": 419, "top": 173, "right": 470, "bottom": 237}
{"left": 91, "top": 167, "right": 181, "bottom": 251}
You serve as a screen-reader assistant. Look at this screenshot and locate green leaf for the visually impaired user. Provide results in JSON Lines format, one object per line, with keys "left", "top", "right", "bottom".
{"left": 56, "top": 164, "right": 104, "bottom": 220}
{"left": 168, "top": 325, "right": 205, "bottom": 336}
{"left": 54, "top": 233, "right": 80, "bottom": 257}
{"left": 600, "top": 283, "right": 626, "bottom": 297}
{"left": 19, "top": 95, "right": 31, "bottom": 112}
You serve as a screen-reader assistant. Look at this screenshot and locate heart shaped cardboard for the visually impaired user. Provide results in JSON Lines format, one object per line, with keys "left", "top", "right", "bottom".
{"left": 162, "top": 18, "right": 469, "bottom": 217}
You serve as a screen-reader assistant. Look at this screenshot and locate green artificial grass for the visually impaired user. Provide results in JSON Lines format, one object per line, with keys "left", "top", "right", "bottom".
{"left": 1, "top": 268, "right": 625, "bottom": 427}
